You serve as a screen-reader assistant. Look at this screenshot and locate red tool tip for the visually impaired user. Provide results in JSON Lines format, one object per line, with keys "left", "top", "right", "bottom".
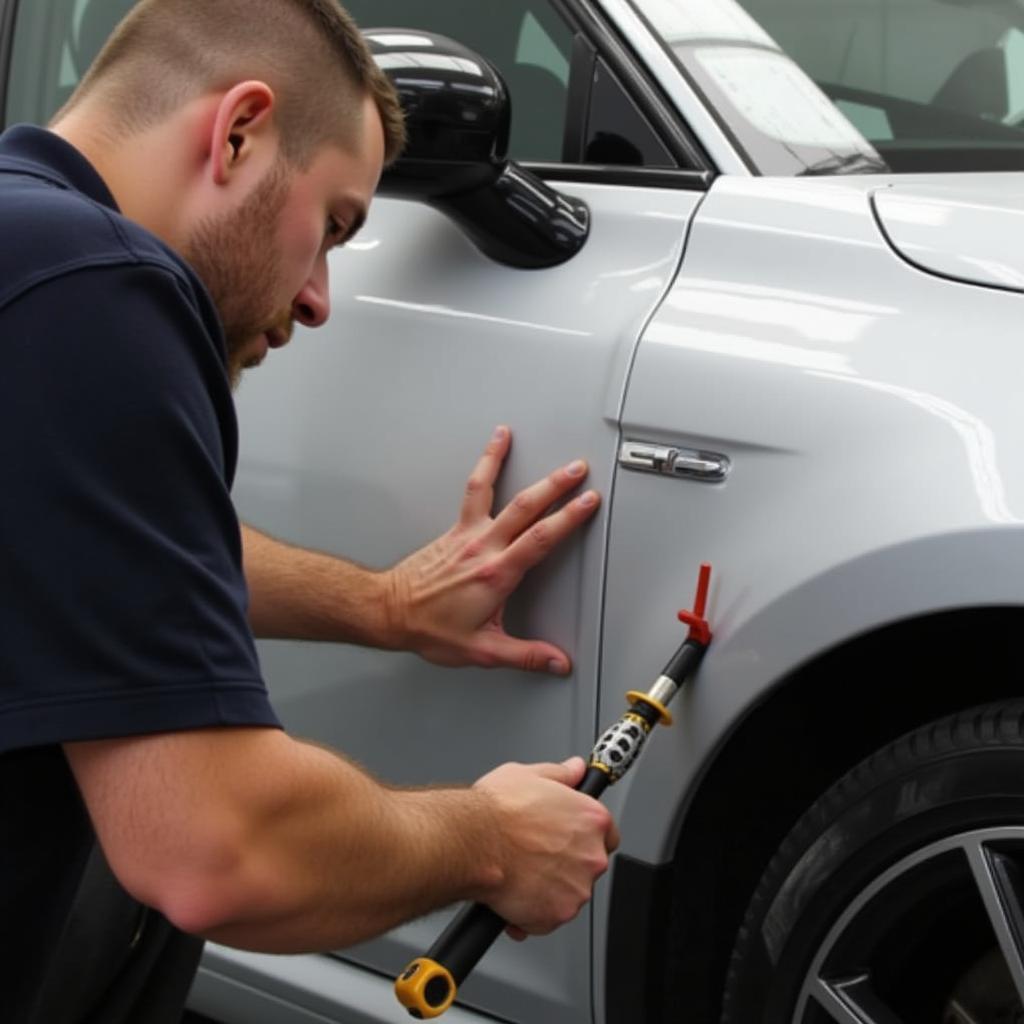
{"left": 678, "top": 563, "right": 713, "bottom": 646}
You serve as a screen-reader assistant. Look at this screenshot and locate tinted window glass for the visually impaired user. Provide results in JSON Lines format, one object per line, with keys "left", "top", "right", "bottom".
{"left": 585, "top": 58, "right": 676, "bottom": 167}
{"left": 742, "top": 0, "right": 1024, "bottom": 170}
{"left": 634, "top": 0, "right": 1024, "bottom": 173}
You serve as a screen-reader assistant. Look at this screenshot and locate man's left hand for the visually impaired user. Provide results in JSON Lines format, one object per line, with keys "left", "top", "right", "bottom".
{"left": 383, "top": 426, "right": 600, "bottom": 675}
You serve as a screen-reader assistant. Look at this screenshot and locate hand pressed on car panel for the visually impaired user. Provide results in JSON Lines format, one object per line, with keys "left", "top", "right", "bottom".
{"left": 473, "top": 757, "right": 619, "bottom": 938}
{"left": 384, "top": 426, "right": 600, "bottom": 675}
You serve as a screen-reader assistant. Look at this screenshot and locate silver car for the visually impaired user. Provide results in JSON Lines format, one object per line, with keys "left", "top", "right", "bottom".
{"left": 8, "top": 0, "right": 1024, "bottom": 1022}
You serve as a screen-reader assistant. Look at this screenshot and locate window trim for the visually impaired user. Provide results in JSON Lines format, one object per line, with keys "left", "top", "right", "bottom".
{"left": 613, "top": 0, "right": 756, "bottom": 174}
{"left": 529, "top": 160, "right": 712, "bottom": 189}
{"left": 555, "top": 0, "right": 717, "bottom": 180}
{"left": 563, "top": 30, "right": 596, "bottom": 163}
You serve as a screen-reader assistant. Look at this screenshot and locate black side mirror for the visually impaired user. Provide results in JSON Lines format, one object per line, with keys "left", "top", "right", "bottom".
{"left": 366, "top": 29, "right": 590, "bottom": 269}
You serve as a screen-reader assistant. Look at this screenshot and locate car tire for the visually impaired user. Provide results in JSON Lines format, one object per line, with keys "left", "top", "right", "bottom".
{"left": 721, "top": 701, "right": 1024, "bottom": 1023}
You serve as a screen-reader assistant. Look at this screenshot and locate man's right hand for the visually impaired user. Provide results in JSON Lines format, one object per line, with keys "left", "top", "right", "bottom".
{"left": 472, "top": 757, "right": 619, "bottom": 937}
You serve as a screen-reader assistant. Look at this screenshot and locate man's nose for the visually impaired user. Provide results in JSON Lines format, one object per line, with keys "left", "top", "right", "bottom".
{"left": 292, "top": 256, "right": 330, "bottom": 327}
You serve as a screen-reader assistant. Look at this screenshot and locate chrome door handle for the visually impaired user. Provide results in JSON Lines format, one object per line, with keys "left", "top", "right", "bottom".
{"left": 619, "top": 440, "right": 730, "bottom": 482}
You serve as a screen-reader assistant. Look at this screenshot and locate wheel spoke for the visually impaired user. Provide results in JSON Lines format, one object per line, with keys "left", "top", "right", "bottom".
{"left": 963, "top": 837, "right": 1024, "bottom": 1006}
{"left": 808, "top": 975, "right": 903, "bottom": 1024}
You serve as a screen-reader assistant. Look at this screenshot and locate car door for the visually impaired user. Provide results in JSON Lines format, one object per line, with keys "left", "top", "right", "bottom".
{"left": 1, "top": 1, "right": 710, "bottom": 1020}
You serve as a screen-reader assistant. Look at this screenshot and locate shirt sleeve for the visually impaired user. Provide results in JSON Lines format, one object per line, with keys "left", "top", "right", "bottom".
{"left": 0, "top": 261, "right": 281, "bottom": 750}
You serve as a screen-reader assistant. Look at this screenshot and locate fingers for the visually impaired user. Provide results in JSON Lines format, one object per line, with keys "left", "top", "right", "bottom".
{"left": 501, "top": 488, "right": 600, "bottom": 579}
{"left": 606, "top": 819, "right": 621, "bottom": 853}
{"left": 475, "top": 632, "right": 572, "bottom": 676}
{"left": 459, "top": 426, "right": 512, "bottom": 526}
{"left": 491, "top": 459, "right": 590, "bottom": 544}
{"left": 525, "top": 756, "right": 586, "bottom": 787}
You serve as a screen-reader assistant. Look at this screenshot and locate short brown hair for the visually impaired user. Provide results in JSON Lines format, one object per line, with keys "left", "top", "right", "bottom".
{"left": 60, "top": 0, "right": 405, "bottom": 167}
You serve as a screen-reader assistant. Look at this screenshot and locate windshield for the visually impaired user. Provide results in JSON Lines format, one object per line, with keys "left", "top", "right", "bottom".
{"left": 630, "top": 0, "right": 1024, "bottom": 175}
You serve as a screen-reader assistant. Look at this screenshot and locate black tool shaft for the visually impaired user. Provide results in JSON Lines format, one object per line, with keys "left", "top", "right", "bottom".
{"left": 662, "top": 639, "right": 705, "bottom": 686}
{"left": 426, "top": 902, "right": 504, "bottom": 986}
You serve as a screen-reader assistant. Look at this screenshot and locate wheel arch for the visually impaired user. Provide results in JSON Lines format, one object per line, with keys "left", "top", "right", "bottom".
{"left": 602, "top": 526, "right": 1024, "bottom": 1022}
{"left": 658, "top": 603, "right": 1024, "bottom": 1022}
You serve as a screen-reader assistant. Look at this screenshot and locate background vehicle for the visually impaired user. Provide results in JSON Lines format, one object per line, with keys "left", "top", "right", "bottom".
{"left": 7, "top": 0, "right": 1024, "bottom": 1021}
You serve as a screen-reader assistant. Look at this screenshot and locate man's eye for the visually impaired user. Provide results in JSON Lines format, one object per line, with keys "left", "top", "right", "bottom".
{"left": 326, "top": 217, "right": 347, "bottom": 246}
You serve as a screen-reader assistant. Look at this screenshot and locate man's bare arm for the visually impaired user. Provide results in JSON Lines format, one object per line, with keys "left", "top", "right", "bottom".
{"left": 242, "top": 525, "right": 393, "bottom": 647}
{"left": 65, "top": 730, "right": 617, "bottom": 953}
{"left": 243, "top": 426, "right": 600, "bottom": 675}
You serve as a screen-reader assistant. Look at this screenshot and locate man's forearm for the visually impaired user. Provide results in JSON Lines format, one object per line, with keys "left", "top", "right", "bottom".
{"left": 242, "top": 524, "right": 398, "bottom": 648}
{"left": 67, "top": 728, "right": 504, "bottom": 953}
{"left": 196, "top": 737, "right": 504, "bottom": 952}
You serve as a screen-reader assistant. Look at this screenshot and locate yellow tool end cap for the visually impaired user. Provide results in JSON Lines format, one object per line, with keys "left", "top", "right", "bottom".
{"left": 395, "top": 957, "right": 457, "bottom": 1019}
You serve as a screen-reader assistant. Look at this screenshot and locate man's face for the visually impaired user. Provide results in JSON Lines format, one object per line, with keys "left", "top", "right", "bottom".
{"left": 184, "top": 96, "right": 386, "bottom": 388}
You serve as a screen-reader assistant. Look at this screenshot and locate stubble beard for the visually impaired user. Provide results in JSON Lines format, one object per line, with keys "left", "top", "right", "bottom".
{"left": 182, "top": 161, "right": 294, "bottom": 389}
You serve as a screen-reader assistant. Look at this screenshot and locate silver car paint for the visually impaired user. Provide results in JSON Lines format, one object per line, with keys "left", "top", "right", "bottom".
{"left": 223, "top": 180, "right": 702, "bottom": 1024}
{"left": 587, "top": 171, "right": 1024, "bottom": 1019}
{"left": 603, "top": 170, "right": 1024, "bottom": 863}
{"left": 199, "top": 11, "right": 1024, "bottom": 1024}
{"left": 200, "top": 169, "right": 1024, "bottom": 1024}
{"left": 193, "top": 947, "right": 490, "bottom": 1024}
{"left": 874, "top": 177, "right": 1024, "bottom": 290}
{"left": 213, "top": 173, "right": 1024, "bottom": 1024}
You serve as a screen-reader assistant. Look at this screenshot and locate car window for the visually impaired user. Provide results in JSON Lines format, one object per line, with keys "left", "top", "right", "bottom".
{"left": 744, "top": 0, "right": 1024, "bottom": 170}
{"left": 633, "top": 0, "right": 1024, "bottom": 173}
{"left": 5, "top": 0, "right": 678, "bottom": 170}
{"left": 585, "top": 55, "right": 677, "bottom": 166}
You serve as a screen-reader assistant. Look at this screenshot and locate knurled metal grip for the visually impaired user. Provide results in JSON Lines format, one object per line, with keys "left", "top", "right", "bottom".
{"left": 589, "top": 713, "right": 652, "bottom": 782}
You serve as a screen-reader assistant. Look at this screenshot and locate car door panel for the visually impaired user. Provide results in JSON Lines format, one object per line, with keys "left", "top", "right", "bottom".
{"left": 229, "top": 183, "right": 701, "bottom": 1021}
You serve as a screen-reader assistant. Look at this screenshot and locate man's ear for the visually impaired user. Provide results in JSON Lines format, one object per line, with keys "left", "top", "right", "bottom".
{"left": 209, "top": 81, "right": 278, "bottom": 187}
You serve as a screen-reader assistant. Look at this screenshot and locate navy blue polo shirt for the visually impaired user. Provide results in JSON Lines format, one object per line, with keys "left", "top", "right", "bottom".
{"left": 0, "top": 125, "right": 281, "bottom": 1022}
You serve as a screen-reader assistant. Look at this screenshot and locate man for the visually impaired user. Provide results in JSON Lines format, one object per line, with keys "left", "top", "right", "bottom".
{"left": 0, "top": 1, "right": 617, "bottom": 1021}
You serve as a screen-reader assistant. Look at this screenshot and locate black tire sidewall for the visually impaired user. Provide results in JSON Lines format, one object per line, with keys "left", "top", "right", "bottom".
{"left": 724, "top": 717, "right": 1024, "bottom": 1023}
